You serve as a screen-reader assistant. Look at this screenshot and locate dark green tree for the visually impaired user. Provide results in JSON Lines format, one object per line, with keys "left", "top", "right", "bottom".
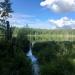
{"left": 0, "top": 0, "right": 13, "bottom": 40}
{"left": 0, "top": 0, "right": 13, "bottom": 20}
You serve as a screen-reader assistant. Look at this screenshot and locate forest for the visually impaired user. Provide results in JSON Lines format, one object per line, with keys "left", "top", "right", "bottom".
{"left": 13, "top": 27, "right": 75, "bottom": 41}
{"left": 0, "top": 26, "right": 75, "bottom": 75}
{"left": 0, "top": 0, "right": 75, "bottom": 75}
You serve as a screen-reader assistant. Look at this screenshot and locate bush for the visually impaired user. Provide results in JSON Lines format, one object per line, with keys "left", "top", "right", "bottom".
{"left": 16, "top": 28, "right": 30, "bottom": 53}
{"left": 0, "top": 39, "right": 32, "bottom": 75}
{"left": 32, "top": 41, "right": 75, "bottom": 75}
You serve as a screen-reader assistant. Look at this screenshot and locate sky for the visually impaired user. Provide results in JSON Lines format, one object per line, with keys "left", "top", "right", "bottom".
{"left": 8, "top": 0, "right": 75, "bottom": 29}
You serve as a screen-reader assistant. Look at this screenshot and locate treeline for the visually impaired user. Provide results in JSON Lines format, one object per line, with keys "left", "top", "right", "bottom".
{"left": 13, "top": 27, "right": 75, "bottom": 35}
{"left": 13, "top": 27, "right": 75, "bottom": 41}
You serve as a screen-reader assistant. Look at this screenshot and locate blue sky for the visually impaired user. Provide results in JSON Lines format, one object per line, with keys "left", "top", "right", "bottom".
{"left": 10, "top": 0, "right": 75, "bottom": 29}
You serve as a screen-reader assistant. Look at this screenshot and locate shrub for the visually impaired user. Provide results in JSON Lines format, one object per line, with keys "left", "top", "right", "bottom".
{"left": 0, "top": 39, "right": 32, "bottom": 75}
{"left": 32, "top": 41, "right": 75, "bottom": 75}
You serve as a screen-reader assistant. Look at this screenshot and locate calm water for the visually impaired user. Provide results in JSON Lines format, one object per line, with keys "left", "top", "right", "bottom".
{"left": 27, "top": 48, "right": 40, "bottom": 75}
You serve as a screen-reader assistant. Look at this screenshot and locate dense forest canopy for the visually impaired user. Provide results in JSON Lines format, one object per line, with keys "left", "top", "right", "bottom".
{"left": 12, "top": 27, "right": 75, "bottom": 41}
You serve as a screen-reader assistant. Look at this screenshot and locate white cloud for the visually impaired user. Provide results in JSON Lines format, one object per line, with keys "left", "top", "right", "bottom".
{"left": 0, "top": 0, "right": 4, "bottom": 2}
{"left": 8, "top": 13, "right": 35, "bottom": 27}
{"left": 1, "top": 13, "right": 75, "bottom": 29}
{"left": 40, "top": 0, "right": 75, "bottom": 12}
{"left": 49, "top": 17, "right": 75, "bottom": 29}
{"left": 7, "top": 13, "right": 52, "bottom": 29}
{"left": 8, "top": 13, "right": 75, "bottom": 29}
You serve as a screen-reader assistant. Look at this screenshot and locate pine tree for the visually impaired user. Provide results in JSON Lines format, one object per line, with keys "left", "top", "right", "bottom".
{"left": 0, "top": 0, "right": 13, "bottom": 20}
{"left": 0, "top": 0, "right": 13, "bottom": 40}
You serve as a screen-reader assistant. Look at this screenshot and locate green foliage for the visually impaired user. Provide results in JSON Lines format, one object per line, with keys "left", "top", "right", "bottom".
{"left": 41, "top": 59, "right": 75, "bottom": 75}
{"left": 0, "top": 0, "right": 13, "bottom": 40}
{"left": 32, "top": 41, "right": 75, "bottom": 75}
{"left": 12, "top": 27, "right": 75, "bottom": 41}
{"left": 0, "top": 40, "right": 32, "bottom": 75}
{"left": 0, "top": 32, "right": 32, "bottom": 75}
{"left": 0, "top": 0, "right": 13, "bottom": 17}
{"left": 16, "top": 28, "right": 30, "bottom": 53}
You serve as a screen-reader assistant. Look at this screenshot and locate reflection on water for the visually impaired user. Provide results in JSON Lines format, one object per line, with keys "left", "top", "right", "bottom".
{"left": 27, "top": 48, "right": 37, "bottom": 62}
{"left": 27, "top": 48, "right": 40, "bottom": 75}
